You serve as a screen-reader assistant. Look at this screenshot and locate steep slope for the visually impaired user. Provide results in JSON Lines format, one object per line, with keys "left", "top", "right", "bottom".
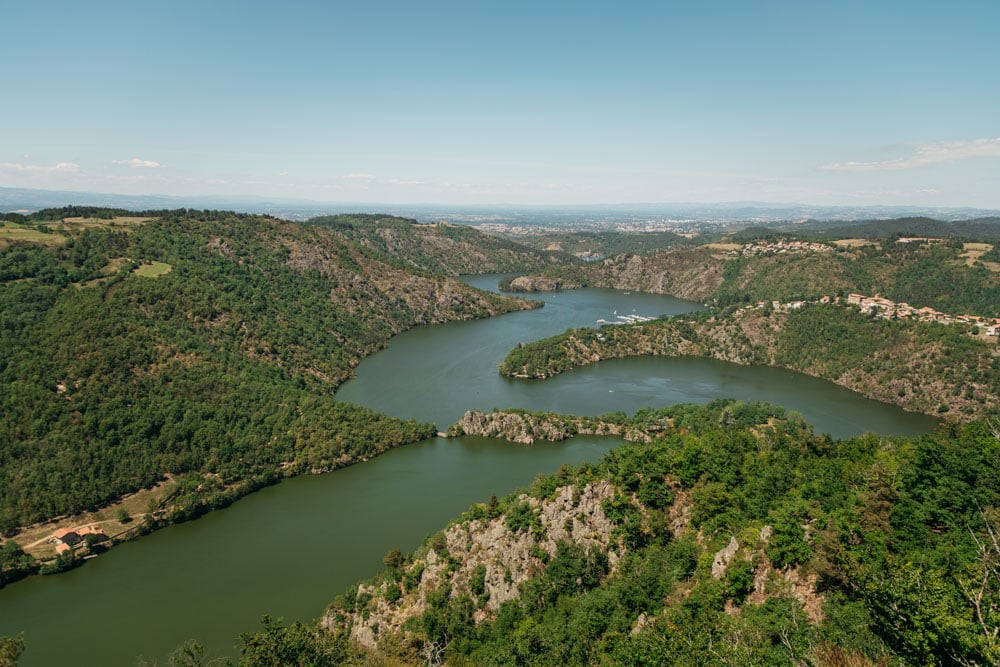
{"left": 500, "top": 303, "right": 1000, "bottom": 420}
{"left": 503, "top": 237, "right": 1000, "bottom": 317}
{"left": 502, "top": 247, "right": 728, "bottom": 301}
{"left": 0, "top": 209, "right": 537, "bottom": 537}
{"left": 505, "top": 229, "right": 695, "bottom": 258}
{"left": 313, "top": 403, "right": 1000, "bottom": 666}
{"left": 307, "top": 213, "right": 571, "bottom": 276}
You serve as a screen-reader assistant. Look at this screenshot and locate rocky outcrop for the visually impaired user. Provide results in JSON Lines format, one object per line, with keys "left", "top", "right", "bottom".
{"left": 449, "top": 410, "right": 657, "bottom": 444}
{"left": 449, "top": 410, "right": 571, "bottom": 444}
{"left": 711, "top": 536, "right": 740, "bottom": 578}
{"left": 506, "top": 275, "right": 580, "bottom": 292}
{"left": 323, "top": 481, "right": 620, "bottom": 649}
{"left": 509, "top": 248, "right": 727, "bottom": 300}
{"left": 593, "top": 250, "right": 726, "bottom": 301}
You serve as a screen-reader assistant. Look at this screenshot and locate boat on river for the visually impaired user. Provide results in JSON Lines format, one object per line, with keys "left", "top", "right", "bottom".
{"left": 597, "top": 309, "right": 656, "bottom": 326}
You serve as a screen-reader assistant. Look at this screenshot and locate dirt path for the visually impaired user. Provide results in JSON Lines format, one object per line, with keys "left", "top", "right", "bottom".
{"left": 23, "top": 518, "right": 136, "bottom": 549}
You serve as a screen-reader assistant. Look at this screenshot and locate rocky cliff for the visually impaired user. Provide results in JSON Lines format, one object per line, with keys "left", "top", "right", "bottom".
{"left": 319, "top": 405, "right": 844, "bottom": 663}
{"left": 323, "top": 480, "right": 620, "bottom": 649}
{"left": 448, "top": 409, "right": 655, "bottom": 444}
{"left": 499, "top": 247, "right": 727, "bottom": 301}
{"left": 505, "top": 275, "right": 580, "bottom": 293}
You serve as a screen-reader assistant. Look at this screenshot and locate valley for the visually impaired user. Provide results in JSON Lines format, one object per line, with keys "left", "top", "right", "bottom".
{"left": 0, "top": 209, "right": 997, "bottom": 666}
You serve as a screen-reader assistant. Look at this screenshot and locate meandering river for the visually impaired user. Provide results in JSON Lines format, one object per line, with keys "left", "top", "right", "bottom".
{"left": 0, "top": 277, "right": 937, "bottom": 665}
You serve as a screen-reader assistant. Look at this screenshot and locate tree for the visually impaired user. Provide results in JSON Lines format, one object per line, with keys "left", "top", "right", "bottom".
{"left": 0, "top": 542, "right": 32, "bottom": 586}
{"left": 235, "top": 616, "right": 345, "bottom": 666}
{"left": 0, "top": 634, "right": 25, "bottom": 667}
{"left": 383, "top": 548, "right": 405, "bottom": 572}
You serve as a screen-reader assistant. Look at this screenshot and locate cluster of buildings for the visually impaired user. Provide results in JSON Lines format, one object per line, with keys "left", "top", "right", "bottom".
{"left": 731, "top": 292, "right": 999, "bottom": 337}
{"left": 727, "top": 240, "right": 834, "bottom": 257}
{"left": 846, "top": 293, "right": 1000, "bottom": 334}
{"left": 734, "top": 298, "right": 814, "bottom": 315}
{"left": 50, "top": 525, "right": 107, "bottom": 554}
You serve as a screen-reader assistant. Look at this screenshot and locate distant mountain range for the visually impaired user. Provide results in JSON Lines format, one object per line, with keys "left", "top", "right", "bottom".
{"left": 1, "top": 186, "right": 998, "bottom": 226}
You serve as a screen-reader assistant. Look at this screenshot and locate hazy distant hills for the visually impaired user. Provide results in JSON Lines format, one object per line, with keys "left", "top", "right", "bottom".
{"left": 797, "top": 216, "right": 1000, "bottom": 240}
{"left": 2, "top": 186, "right": 998, "bottom": 227}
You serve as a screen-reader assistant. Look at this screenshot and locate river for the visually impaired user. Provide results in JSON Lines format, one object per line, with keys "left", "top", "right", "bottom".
{"left": 0, "top": 277, "right": 937, "bottom": 665}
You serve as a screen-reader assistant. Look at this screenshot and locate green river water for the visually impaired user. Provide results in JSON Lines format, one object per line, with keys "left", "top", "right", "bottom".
{"left": 0, "top": 276, "right": 938, "bottom": 665}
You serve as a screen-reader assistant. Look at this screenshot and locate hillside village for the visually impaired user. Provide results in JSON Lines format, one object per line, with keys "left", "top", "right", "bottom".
{"left": 726, "top": 239, "right": 835, "bottom": 257}
{"left": 737, "top": 292, "right": 1000, "bottom": 337}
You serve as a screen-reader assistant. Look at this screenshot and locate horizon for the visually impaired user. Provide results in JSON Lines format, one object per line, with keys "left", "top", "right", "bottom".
{"left": 3, "top": 2, "right": 999, "bottom": 208}
{"left": 4, "top": 184, "right": 1000, "bottom": 223}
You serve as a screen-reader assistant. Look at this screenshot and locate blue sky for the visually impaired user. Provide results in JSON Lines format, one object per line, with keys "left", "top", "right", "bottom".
{"left": 2, "top": 1, "right": 999, "bottom": 206}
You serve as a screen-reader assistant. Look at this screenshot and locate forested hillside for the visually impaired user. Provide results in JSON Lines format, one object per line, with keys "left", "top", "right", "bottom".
{"left": 503, "top": 236, "right": 1000, "bottom": 318}
{"left": 230, "top": 402, "right": 1000, "bottom": 666}
{"left": 504, "top": 229, "right": 695, "bottom": 258}
{"left": 0, "top": 209, "right": 538, "bottom": 538}
{"left": 801, "top": 216, "right": 1000, "bottom": 241}
{"left": 500, "top": 303, "right": 1000, "bottom": 420}
{"left": 307, "top": 214, "right": 569, "bottom": 276}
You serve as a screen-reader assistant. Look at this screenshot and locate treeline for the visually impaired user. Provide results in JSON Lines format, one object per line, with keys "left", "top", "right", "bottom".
{"left": 0, "top": 205, "right": 261, "bottom": 223}
{"left": 262, "top": 401, "right": 1000, "bottom": 665}
{"left": 0, "top": 209, "right": 530, "bottom": 538}
{"left": 803, "top": 216, "right": 1000, "bottom": 241}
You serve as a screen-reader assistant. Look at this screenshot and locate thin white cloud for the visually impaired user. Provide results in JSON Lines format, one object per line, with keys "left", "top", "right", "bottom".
{"left": 822, "top": 137, "right": 1000, "bottom": 171}
{"left": 112, "top": 157, "right": 160, "bottom": 169}
{"left": 339, "top": 173, "right": 377, "bottom": 180}
{"left": 0, "top": 161, "right": 81, "bottom": 173}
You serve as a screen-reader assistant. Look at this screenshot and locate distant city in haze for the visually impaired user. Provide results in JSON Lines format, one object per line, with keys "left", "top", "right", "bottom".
{"left": 3, "top": 186, "right": 999, "bottom": 236}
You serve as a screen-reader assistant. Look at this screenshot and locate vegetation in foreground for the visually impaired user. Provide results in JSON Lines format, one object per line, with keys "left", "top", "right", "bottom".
{"left": 199, "top": 401, "right": 1000, "bottom": 666}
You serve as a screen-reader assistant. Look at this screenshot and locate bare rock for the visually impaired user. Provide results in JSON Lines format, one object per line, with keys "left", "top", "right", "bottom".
{"left": 711, "top": 536, "right": 740, "bottom": 579}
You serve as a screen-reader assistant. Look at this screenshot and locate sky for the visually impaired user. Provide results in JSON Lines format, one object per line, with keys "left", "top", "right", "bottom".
{"left": 2, "top": 1, "right": 999, "bottom": 207}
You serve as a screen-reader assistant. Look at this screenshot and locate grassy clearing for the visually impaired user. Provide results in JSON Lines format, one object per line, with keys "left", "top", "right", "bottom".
{"left": 61, "top": 215, "right": 157, "bottom": 231}
{"left": 833, "top": 238, "right": 877, "bottom": 248}
{"left": 0, "top": 222, "right": 68, "bottom": 247}
{"left": 960, "top": 242, "right": 1000, "bottom": 271}
{"left": 0, "top": 216, "right": 156, "bottom": 248}
{"left": 15, "top": 478, "right": 178, "bottom": 559}
{"left": 133, "top": 261, "right": 172, "bottom": 278}
{"left": 703, "top": 242, "right": 742, "bottom": 251}
{"left": 73, "top": 257, "right": 133, "bottom": 288}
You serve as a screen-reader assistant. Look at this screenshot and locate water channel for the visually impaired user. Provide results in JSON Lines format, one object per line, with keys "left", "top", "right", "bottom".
{"left": 0, "top": 276, "right": 938, "bottom": 665}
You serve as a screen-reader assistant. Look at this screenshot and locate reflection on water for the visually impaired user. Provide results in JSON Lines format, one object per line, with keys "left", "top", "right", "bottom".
{"left": 0, "top": 277, "right": 936, "bottom": 665}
